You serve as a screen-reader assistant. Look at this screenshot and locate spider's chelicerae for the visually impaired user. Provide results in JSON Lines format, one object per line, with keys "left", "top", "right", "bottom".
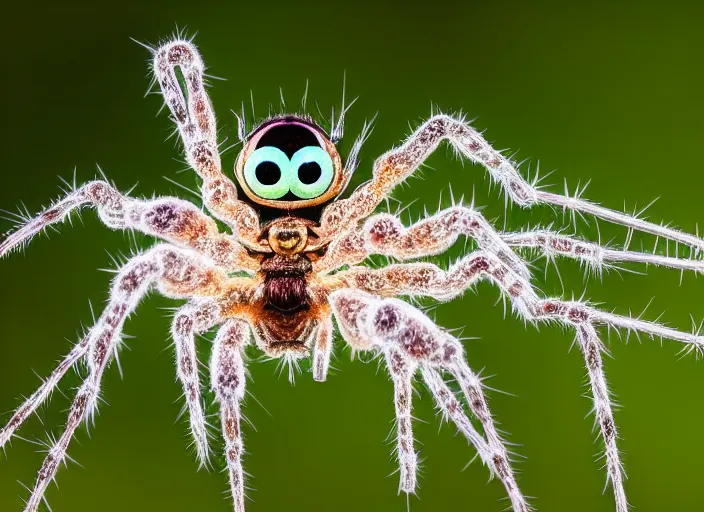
{"left": 2, "top": 37, "right": 704, "bottom": 512}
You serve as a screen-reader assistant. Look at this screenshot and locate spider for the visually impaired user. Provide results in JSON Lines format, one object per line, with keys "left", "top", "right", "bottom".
{"left": 1, "top": 36, "right": 703, "bottom": 512}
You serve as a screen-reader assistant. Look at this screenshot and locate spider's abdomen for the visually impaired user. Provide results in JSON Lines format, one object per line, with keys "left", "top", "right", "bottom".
{"left": 264, "top": 274, "right": 309, "bottom": 313}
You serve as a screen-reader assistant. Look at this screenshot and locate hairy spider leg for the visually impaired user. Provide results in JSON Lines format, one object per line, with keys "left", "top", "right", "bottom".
{"left": 340, "top": 248, "right": 704, "bottom": 511}
{"left": 172, "top": 300, "right": 223, "bottom": 466}
{"left": 0, "top": 180, "right": 257, "bottom": 273}
{"left": 211, "top": 319, "right": 250, "bottom": 512}
{"left": 311, "top": 309, "right": 334, "bottom": 382}
{"left": 317, "top": 205, "right": 530, "bottom": 277}
{"left": 329, "top": 290, "right": 530, "bottom": 512}
{"left": 321, "top": 205, "right": 704, "bottom": 283}
{"left": 317, "top": 114, "right": 704, "bottom": 255}
{"left": 18, "top": 245, "right": 228, "bottom": 512}
{"left": 153, "top": 40, "right": 263, "bottom": 249}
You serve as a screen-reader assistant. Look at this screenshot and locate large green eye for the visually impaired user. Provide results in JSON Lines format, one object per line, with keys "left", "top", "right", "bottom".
{"left": 243, "top": 147, "right": 291, "bottom": 200}
{"left": 289, "top": 146, "right": 334, "bottom": 200}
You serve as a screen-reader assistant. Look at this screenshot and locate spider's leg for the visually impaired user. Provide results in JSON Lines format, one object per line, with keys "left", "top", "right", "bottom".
{"left": 329, "top": 290, "right": 529, "bottom": 511}
{"left": 318, "top": 114, "right": 704, "bottom": 254}
{"left": 385, "top": 346, "right": 418, "bottom": 493}
{"left": 172, "top": 300, "right": 222, "bottom": 466}
{"left": 152, "top": 40, "right": 263, "bottom": 250}
{"left": 502, "top": 229, "right": 704, "bottom": 275}
{"left": 317, "top": 206, "right": 529, "bottom": 277}
{"left": 576, "top": 323, "right": 626, "bottom": 509}
{"left": 0, "top": 338, "right": 89, "bottom": 451}
{"left": 341, "top": 252, "right": 704, "bottom": 512}
{"left": 319, "top": 205, "right": 704, "bottom": 279}
{"left": 312, "top": 310, "right": 333, "bottom": 382}
{"left": 19, "top": 245, "right": 232, "bottom": 512}
{"left": 0, "top": 180, "right": 258, "bottom": 272}
{"left": 211, "top": 319, "right": 250, "bottom": 512}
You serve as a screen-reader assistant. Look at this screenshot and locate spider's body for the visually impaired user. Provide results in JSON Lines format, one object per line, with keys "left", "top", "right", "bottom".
{"left": 2, "top": 37, "right": 704, "bottom": 512}
{"left": 210, "top": 114, "right": 347, "bottom": 359}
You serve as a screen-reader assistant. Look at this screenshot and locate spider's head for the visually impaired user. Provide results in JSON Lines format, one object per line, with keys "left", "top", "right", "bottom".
{"left": 234, "top": 116, "right": 346, "bottom": 216}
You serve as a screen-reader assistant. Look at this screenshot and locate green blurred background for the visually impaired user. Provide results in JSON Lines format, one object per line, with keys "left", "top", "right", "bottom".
{"left": 2, "top": 1, "right": 704, "bottom": 511}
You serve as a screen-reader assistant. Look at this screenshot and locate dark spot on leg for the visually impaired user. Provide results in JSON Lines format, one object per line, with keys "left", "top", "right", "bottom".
{"left": 225, "top": 415, "right": 239, "bottom": 441}
{"left": 508, "top": 282, "right": 523, "bottom": 297}
{"left": 146, "top": 204, "right": 179, "bottom": 232}
{"left": 43, "top": 209, "right": 60, "bottom": 221}
{"left": 175, "top": 314, "right": 194, "bottom": 336}
{"left": 601, "top": 416, "right": 615, "bottom": 444}
{"left": 542, "top": 301, "right": 558, "bottom": 314}
{"left": 568, "top": 306, "right": 589, "bottom": 323}
{"left": 493, "top": 454, "right": 510, "bottom": 479}
{"left": 586, "top": 341, "right": 601, "bottom": 371}
{"left": 374, "top": 304, "right": 400, "bottom": 334}
{"left": 181, "top": 354, "right": 193, "bottom": 376}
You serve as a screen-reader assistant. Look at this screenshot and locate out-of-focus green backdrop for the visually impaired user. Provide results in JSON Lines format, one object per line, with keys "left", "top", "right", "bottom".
{"left": 2, "top": 2, "right": 704, "bottom": 511}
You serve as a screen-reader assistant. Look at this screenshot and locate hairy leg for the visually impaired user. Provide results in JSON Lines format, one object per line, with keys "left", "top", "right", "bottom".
{"left": 501, "top": 229, "right": 704, "bottom": 275}
{"left": 312, "top": 310, "right": 333, "bottom": 382}
{"left": 10, "top": 245, "right": 230, "bottom": 511}
{"left": 211, "top": 319, "right": 250, "bottom": 512}
{"left": 319, "top": 205, "right": 704, "bottom": 279}
{"left": 330, "top": 290, "right": 529, "bottom": 511}
{"left": 317, "top": 114, "right": 704, "bottom": 254}
{"left": 316, "top": 205, "right": 528, "bottom": 276}
{"left": 385, "top": 346, "right": 418, "bottom": 493}
{"left": 340, "top": 252, "right": 704, "bottom": 512}
{"left": 0, "top": 180, "right": 257, "bottom": 272}
{"left": 172, "top": 299, "right": 222, "bottom": 466}
{"left": 152, "top": 40, "right": 264, "bottom": 250}
{"left": 0, "top": 338, "right": 89, "bottom": 450}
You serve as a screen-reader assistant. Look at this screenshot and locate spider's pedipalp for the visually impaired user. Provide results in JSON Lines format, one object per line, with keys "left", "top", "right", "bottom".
{"left": 19, "top": 245, "right": 229, "bottom": 511}
{"left": 172, "top": 300, "right": 222, "bottom": 466}
{"left": 0, "top": 180, "right": 258, "bottom": 272}
{"left": 329, "top": 290, "right": 530, "bottom": 511}
{"left": 152, "top": 39, "right": 263, "bottom": 249}
{"left": 211, "top": 319, "right": 250, "bottom": 512}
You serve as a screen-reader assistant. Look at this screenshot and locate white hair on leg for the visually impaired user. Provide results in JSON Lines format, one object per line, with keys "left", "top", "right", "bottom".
{"left": 211, "top": 319, "right": 250, "bottom": 512}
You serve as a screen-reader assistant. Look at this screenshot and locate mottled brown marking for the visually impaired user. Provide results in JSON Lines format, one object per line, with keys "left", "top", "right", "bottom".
{"left": 181, "top": 355, "right": 193, "bottom": 376}
{"left": 43, "top": 209, "right": 60, "bottom": 221}
{"left": 543, "top": 301, "right": 558, "bottom": 314}
{"left": 551, "top": 237, "right": 574, "bottom": 252}
{"left": 175, "top": 314, "right": 194, "bottom": 335}
{"left": 568, "top": 307, "right": 588, "bottom": 323}
{"left": 93, "top": 331, "right": 111, "bottom": 366}
{"left": 225, "top": 415, "right": 239, "bottom": 441}
{"left": 69, "top": 393, "right": 88, "bottom": 426}
{"left": 493, "top": 454, "right": 509, "bottom": 479}
{"left": 508, "top": 282, "right": 523, "bottom": 297}
{"left": 38, "top": 454, "right": 57, "bottom": 482}
{"left": 375, "top": 304, "right": 400, "bottom": 333}
{"left": 601, "top": 416, "right": 615, "bottom": 443}
{"left": 586, "top": 341, "right": 601, "bottom": 371}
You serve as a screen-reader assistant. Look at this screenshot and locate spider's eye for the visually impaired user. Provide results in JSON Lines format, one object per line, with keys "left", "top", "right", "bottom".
{"left": 243, "top": 147, "right": 291, "bottom": 200}
{"left": 289, "top": 147, "right": 334, "bottom": 200}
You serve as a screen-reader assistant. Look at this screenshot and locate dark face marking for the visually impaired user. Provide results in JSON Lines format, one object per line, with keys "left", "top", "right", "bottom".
{"left": 255, "top": 121, "right": 321, "bottom": 158}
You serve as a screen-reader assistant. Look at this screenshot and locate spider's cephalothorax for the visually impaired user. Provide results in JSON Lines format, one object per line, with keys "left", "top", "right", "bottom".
{"left": 2, "top": 37, "right": 704, "bottom": 512}
{"left": 233, "top": 116, "right": 345, "bottom": 356}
